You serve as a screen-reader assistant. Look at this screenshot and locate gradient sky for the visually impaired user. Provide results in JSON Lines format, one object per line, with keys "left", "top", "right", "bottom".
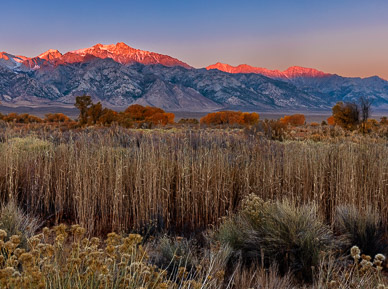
{"left": 1, "top": 0, "right": 388, "bottom": 79}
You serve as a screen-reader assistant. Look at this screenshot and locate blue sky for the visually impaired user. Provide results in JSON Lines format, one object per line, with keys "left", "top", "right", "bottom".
{"left": 1, "top": 0, "right": 388, "bottom": 78}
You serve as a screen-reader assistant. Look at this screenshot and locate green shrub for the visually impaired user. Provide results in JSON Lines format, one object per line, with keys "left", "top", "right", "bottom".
{"left": 0, "top": 201, "right": 40, "bottom": 248}
{"left": 153, "top": 236, "right": 198, "bottom": 278}
{"left": 218, "top": 194, "right": 339, "bottom": 282}
{"left": 335, "top": 205, "right": 388, "bottom": 257}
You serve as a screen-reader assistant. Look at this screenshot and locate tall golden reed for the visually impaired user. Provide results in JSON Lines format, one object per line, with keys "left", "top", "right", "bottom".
{"left": 0, "top": 127, "right": 386, "bottom": 235}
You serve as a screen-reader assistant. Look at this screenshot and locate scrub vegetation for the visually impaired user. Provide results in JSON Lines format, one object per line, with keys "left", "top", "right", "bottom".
{"left": 0, "top": 100, "right": 386, "bottom": 288}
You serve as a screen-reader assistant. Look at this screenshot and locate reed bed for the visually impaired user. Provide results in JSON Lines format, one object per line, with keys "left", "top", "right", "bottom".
{"left": 0, "top": 126, "right": 386, "bottom": 236}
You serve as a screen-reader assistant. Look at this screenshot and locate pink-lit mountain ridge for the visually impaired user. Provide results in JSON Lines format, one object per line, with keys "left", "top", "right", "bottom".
{"left": 0, "top": 42, "right": 191, "bottom": 71}
{"left": 1, "top": 42, "right": 388, "bottom": 111}
{"left": 206, "top": 62, "right": 331, "bottom": 79}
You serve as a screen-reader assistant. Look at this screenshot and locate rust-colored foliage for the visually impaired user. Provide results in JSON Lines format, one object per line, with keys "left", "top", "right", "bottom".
{"left": 145, "top": 112, "right": 175, "bottom": 125}
{"left": 279, "top": 114, "right": 305, "bottom": 126}
{"left": 380, "top": 116, "right": 388, "bottom": 125}
{"left": 200, "top": 111, "right": 259, "bottom": 126}
{"left": 45, "top": 113, "right": 71, "bottom": 123}
{"left": 73, "top": 101, "right": 175, "bottom": 127}
{"left": 74, "top": 95, "right": 93, "bottom": 125}
{"left": 327, "top": 116, "right": 335, "bottom": 126}
{"left": 3, "top": 113, "right": 42, "bottom": 123}
{"left": 98, "top": 108, "right": 118, "bottom": 125}
{"left": 365, "top": 119, "right": 378, "bottom": 131}
{"left": 331, "top": 102, "right": 359, "bottom": 130}
{"left": 124, "top": 104, "right": 147, "bottom": 121}
{"left": 143, "top": 107, "right": 165, "bottom": 118}
{"left": 122, "top": 104, "right": 174, "bottom": 127}
{"left": 241, "top": 112, "right": 260, "bottom": 125}
{"left": 87, "top": 102, "right": 103, "bottom": 125}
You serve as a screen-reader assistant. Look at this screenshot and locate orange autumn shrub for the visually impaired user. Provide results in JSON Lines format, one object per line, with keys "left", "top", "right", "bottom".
{"left": 200, "top": 111, "right": 259, "bottom": 126}
{"left": 145, "top": 112, "right": 175, "bottom": 125}
{"left": 98, "top": 108, "right": 118, "bottom": 125}
{"left": 122, "top": 104, "right": 174, "bottom": 126}
{"left": 45, "top": 113, "right": 71, "bottom": 123}
{"left": 327, "top": 116, "right": 335, "bottom": 125}
{"left": 124, "top": 104, "right": 146, "bottom": 121}
{"left": 241, "top": 112, "right": 259, "bottom": 125}
{"left": 331, "top": 102, "right": 359, "bottom": 130}
{"left": 3, "top": 113, "right": 42, "bottom": 123}
{"left": 380, "top": 117, "right": 388, "bottom": 125}
{"left": 143, "top": 106, "right": 165, "bottom": 118}
{"left": 280, "top": 114, "right": 305, "bottom": 126}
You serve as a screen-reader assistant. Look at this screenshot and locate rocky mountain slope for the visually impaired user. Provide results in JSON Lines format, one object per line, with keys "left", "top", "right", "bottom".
{"left": 207, "top": 63, "right": 388, "bottom": 109}
{"left": 1, "top": 43, "right": 388, "bottom": 111}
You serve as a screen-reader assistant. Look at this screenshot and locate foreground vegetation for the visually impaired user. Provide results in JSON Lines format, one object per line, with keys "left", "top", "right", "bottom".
{"left": 0, "top": 98, "right": 387, "bottom": 287}
{"left": 0, "top": 195, "right": 386, "bottom": 288}
{"left": 0, "top": 126, "right": 387, "bottom": 235}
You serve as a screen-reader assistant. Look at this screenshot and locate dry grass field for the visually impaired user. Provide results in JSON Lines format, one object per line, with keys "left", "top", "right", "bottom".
{"left": 0, "top": 123, "right": 386, "bottom": 288}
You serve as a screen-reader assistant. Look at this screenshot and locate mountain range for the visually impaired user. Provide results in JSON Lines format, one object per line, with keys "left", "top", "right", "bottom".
{"left": 1, "top": 42, "right": 388, "bottom": 111}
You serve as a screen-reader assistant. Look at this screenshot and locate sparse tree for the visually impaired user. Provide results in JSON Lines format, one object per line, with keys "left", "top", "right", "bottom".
{"left": 87, "top": 102, "right": 103, "bottom": 125}
{"left": 359, "top": 96, "right": 372, "bottom": 133}
{"left": 75, "top": 95, "right": 92, "bottom": 125}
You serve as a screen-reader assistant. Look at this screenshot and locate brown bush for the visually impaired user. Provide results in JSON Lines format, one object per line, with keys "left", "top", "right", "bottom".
{"left": 3, "top": 113, "right": 42, "bottom": 123}
{"left": 145, "top": 112, "right": 174, "bottom": 125}
{"left": 97, "top": 108, "right": 118, "bottom": 126}
{"left": 121, "top": 104, "right": 174, "bottom": 126}
{"left": 380, "top": 116, "right": 388, "bottom": 125}
{"left": 327, "top": 116, "right": 335, "bottom": 125}
{"left": 44, "top": 113, "right": 71, "bottom": 123}
{"left": 331, "top": 101, "right": 359, "bottom": 130}
{"left": 279, "top": 114, "right": 305, "bottom": 126}
{"left": 200, "top": 111, "right": 259, "bottom": 126}
{"left": 178, "top": 118, "right": 199, "bottom": 125}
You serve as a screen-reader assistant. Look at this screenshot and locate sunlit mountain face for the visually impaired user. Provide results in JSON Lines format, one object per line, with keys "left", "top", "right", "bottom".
{"left": 206, "top": 63, "right": 331, "bottom": 79}
{"left": 1, "top": 42, "right": 388, "bottom": 111}
{"left": 0, "top": 42, "right": 191, "bottom": 71}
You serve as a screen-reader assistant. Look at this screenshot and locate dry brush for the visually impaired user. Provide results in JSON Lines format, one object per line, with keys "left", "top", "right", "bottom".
{"left": 0, "top": 127, "right": 386, "bottom": 236}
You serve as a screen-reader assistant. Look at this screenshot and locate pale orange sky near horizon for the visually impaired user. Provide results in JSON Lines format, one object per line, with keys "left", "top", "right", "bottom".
{"left": 163, "top": 25, "right": 388, "bottom": 80}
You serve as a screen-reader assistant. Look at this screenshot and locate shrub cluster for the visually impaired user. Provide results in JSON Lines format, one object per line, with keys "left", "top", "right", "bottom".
{"left": 279, "top": 114, "right": 306, "bottom": 126}
{"left": 218, "top": 195, "right": 338, "bottom": 282}
{"left": 0, "top": 113, "right": 72, "bottom": 124}
{"left": 74, "top": 95, "right": 175, "bottom": 127}
{"left": 200, "top": 111, "right": 259, "bottom": 126}
{"left": 0, "top": 200, "right": 385, "bottom": 288}
{"left": 218, "top": 194, "right": 387, "bottom": 285}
